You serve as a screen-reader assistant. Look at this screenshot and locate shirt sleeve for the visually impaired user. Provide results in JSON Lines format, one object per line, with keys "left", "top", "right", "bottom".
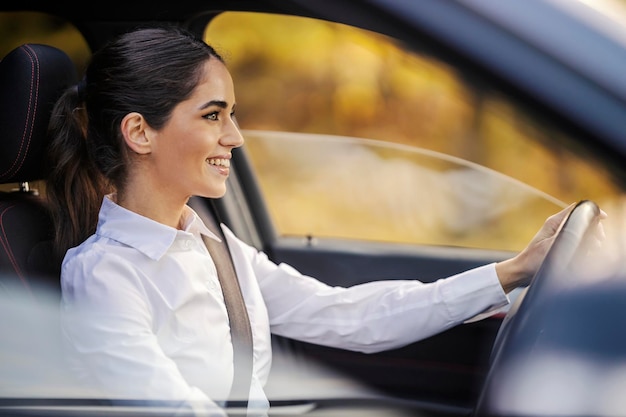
{"left": 224, "top": 226, "right": 509, "bottom": 354}
{"left": 60, "top": 246, "right": 227, "bottom": 416}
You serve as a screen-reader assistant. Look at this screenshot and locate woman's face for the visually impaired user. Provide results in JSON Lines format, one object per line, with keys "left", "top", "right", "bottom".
{"left": 147, "top": 58, "right": 244, "bottom": 201}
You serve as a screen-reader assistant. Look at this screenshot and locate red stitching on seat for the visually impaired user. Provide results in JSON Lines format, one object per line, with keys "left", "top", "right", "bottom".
{"left": 0, "top": 203, "right": 31, "bottom": 292}
{"left": 0, "top": 45, "right": 39, "bottom": 180}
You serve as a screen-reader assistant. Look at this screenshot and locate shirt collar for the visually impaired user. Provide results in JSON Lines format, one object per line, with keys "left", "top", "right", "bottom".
{"left": 96, "top": 194, "right": 221, "bottom": 260}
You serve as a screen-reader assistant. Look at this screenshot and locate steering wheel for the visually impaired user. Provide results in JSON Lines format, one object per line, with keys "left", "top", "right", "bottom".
{"left": 473, "top": 200, "right": 602, "bottom": 416}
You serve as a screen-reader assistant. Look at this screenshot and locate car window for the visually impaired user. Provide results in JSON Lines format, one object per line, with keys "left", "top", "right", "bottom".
{"left": 243, "top": 130, "right": 567, "bottom": 251}
{"left": 205, "top": 11, "right": 624, "bottom": 252}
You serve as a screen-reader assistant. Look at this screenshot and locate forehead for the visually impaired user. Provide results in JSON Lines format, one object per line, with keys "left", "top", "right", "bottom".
{"left": 190, "top": 58, "right": 235, "bottom": 101}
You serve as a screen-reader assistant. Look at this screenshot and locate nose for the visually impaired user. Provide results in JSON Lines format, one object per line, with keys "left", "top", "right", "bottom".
{"left": 221, "top": 116, "right": 245, "bottom": 149}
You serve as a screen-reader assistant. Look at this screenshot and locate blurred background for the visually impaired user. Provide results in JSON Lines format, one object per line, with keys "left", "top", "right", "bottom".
{"left": 202, "top": 10, "right": 624, "bottom": 205}
{"left": 2, "top": 3, "right": 625, "bottom": 251}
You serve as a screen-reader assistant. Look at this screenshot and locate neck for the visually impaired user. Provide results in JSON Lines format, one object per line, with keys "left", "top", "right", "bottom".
{"left": 116, "top": 186, "right": 188, "bottom": 230}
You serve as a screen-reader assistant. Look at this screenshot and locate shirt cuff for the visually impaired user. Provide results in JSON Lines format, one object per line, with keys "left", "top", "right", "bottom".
{"left": 439, "top": 262, "right": 510, "bottom": 324}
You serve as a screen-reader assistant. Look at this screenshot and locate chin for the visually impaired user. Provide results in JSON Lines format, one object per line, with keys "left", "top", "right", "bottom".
{"left": 201, "top": 188, "right": 228, "bottom": 199}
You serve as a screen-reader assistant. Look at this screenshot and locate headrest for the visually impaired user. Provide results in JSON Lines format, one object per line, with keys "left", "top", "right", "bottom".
{"left": 0, "top": 44, "right": 78, "bottom": 184}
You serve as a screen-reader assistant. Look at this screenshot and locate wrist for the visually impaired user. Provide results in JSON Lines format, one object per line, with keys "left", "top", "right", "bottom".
{"left": 495, "top": 254, "right": 531, "bottom": 293}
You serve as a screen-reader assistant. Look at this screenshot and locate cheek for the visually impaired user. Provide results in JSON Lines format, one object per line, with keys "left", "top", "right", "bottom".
{"left": 159, "top": 117, "right": 219, "bottom": 163}
{"left": 168, "top": 126, "right": 208, "bottom": 158}
{"left": 154, "top": 134, "right": 198, "bottom": 172}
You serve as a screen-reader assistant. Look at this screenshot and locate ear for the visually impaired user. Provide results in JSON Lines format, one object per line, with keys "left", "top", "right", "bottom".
{"left": 120, "top": 112, "right": 153, "bottom": 155}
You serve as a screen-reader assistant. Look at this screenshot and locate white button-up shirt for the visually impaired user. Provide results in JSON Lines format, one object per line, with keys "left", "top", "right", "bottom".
{"left": 61, "top": 195, "right": 508, "bottom": 415}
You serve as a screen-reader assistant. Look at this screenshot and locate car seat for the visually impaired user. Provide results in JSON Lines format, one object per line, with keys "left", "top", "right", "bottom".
{"left": 0, "top": 44, "right": 77, "bottom": 296}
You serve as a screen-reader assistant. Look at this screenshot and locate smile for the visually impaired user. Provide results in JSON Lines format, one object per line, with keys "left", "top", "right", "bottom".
{"left": 206, "top": 158, "right": 231, "bottom": 168}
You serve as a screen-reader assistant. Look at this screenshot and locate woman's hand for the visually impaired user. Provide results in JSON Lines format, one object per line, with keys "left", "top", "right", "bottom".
{"left": 495, "top": 202, "right": 607, "bottom": 293}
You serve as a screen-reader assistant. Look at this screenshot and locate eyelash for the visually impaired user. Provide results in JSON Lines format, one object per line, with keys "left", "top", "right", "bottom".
{"left": 203, "top": 110, "right": 236, "bottom": 121}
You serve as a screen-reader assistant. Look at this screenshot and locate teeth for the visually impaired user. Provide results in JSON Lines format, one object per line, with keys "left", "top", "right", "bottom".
{"left": 207, "top": 158, "right": 230, "bottom": 167}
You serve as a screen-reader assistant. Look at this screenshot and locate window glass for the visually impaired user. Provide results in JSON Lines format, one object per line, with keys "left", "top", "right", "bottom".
{"left": 205, "top": 12, "right": 625, "bottom": 251}
{"left": 243, "top": 130, "right": 566, "bottom": 251}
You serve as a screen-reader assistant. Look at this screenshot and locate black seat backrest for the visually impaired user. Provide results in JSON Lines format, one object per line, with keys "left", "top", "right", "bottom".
{"left": 0, "top": 44, "right": 77, "bottom": 296}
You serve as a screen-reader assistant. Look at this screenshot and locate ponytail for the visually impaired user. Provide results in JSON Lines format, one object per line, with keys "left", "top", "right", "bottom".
{"left": 47, "top": 84, "right": 109, "bottom": 261}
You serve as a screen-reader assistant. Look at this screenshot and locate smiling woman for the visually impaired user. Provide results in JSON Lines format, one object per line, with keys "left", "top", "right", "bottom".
{"left": 21, "top": 21, "right": 577, "bottom": 417}
{"left": 0, "top": 2, "right": 624, "bottom": 417}
{"left": 119, "top": 58, "right": 243, "bottom": 211}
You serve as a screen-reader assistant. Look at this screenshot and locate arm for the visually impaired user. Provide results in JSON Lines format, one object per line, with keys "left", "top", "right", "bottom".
{"left": 223, "top": 226, "right": 508, "bottom": 354}
{"left": 223, "top": 204, "right": 599, "bottom": 354}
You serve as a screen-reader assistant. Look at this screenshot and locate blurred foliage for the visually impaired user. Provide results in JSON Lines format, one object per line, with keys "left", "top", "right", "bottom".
{"left": 242, "top": 131, "right": 566, "bottom": 251}
{"left": 205, "top": 12, "right": 624, "bottom": 249}
{"left": 1, "top": 9, "right": 624, "bottom": 250}
{"left": 205, "top": 12, "right": 620, "bottom": 205}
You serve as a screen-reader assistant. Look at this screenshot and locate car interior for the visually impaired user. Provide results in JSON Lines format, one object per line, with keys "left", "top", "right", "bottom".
{"left": 0, "top": 36, "right": 503, "bottom": 417}
{"left": 0, "top": 2, "right": 625, "bottom": 416}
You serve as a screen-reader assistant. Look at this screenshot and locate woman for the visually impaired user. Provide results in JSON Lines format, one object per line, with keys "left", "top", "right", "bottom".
{"left": 47, "top": 26, "right": 579, "bottom": 416}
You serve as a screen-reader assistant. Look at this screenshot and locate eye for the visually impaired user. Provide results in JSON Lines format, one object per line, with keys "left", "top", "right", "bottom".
{"left": 203, "top": 111, "right": 219, "bottom": 121}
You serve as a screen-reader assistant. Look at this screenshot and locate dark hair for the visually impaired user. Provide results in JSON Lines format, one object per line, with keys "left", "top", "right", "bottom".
{"left": 47, "top": 26, "right": 224, "bottom": 259}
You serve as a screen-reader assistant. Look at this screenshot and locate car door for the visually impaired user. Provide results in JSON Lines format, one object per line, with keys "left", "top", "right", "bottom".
{"left": 210, "top": 132, "right": 556, "bottom": 413}
{"left": 197, "top": 8, "right": 626, "bottom": 414}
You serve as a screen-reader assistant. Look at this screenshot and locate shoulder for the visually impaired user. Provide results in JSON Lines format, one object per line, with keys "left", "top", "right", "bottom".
{"left": 63, "top": 234, "right": 126, "bottom": 269}
{"left": 61, "top": 235, "right": 147, "bottom": 292}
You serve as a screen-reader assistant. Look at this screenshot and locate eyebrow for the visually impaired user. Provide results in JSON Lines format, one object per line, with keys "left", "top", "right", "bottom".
{"left": 199, "top": 100, "right": 229, "bottom": 110}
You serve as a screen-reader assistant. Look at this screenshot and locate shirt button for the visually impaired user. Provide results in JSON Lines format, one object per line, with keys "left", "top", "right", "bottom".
{"left": 184, "top": 240, "right": 193, "bottom": 249}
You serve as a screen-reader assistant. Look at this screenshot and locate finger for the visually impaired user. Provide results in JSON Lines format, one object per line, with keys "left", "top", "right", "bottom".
{"left": 547, "top": 202, "right": 576, "bottom": 232}
{"left": 556, "top": 202, "right": 577, "bottom": 220}
{"left": 599, "top": 209, "right": 608, "bottom": 220}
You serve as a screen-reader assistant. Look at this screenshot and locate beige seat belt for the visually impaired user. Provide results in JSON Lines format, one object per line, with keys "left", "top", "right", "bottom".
{"left": 195, "top": 197, "right": 253, "bottom": 413}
